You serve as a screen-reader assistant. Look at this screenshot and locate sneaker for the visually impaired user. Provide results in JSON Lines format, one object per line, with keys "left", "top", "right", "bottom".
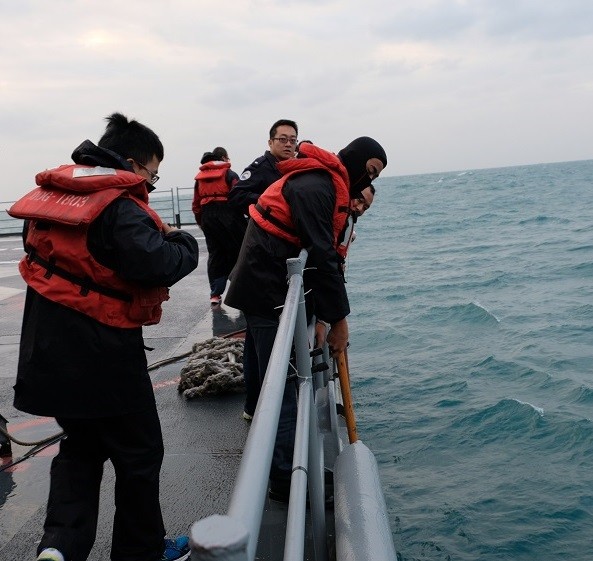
{"left": 37, "top": 549, "right": 65, "bottom": 561}
{"left": 210, "top": 295, "right": 222, "bottom": 306}
{"left": 268, "top": 477, "right": 291, "bottom": 503}
{"left": 242, "top": 410, "right": 253, "bottom": 421}
{"left": 161, "top": 536, "right": 190, "bottom": 561}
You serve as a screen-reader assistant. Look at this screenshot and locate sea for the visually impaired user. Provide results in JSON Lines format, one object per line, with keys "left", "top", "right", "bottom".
{"left": 344, "top": 159, "right": 593, "bottom": 560}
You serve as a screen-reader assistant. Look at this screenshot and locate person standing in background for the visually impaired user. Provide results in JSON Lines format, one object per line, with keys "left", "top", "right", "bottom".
{"left": 227, "top": 119, "right": 298, "bottom": 215}
{"left": 192, "top": 146, "right": 246, "bottom": 305}
{"left": 9, "top": 113, "right": 198, "bottom": 561}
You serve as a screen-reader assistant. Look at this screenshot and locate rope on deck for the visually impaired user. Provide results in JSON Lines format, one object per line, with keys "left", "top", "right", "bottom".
{"left": 178, "top": 336, "right": 245, "bottom": 398}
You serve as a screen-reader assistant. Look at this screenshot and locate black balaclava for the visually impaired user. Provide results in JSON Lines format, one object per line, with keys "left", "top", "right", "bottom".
{"left": 337, "top": 136, "right": 387, "bottom": 196}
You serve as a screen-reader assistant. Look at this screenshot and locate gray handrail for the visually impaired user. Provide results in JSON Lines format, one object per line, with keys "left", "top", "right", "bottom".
{"left": 189, "top": 248, "right": 398, "bottom": 561}
{"left": 190, "top": 250, "right": 310, "bottom": 561}
{"left": 284, "top": 254, "right": 327, "bottom": 561}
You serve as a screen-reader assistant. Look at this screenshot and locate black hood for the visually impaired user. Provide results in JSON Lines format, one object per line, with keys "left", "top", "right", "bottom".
{"left": 337, "top": 136, "right": 387, "bottom": 196}
{"left": 71, "top": 140, "right": 134, "bottom": 173}
{"left": 69, "top": 140, "right": 156, "bottom": 191}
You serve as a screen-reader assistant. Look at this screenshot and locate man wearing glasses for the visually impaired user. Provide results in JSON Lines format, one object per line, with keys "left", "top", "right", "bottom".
{"left": 227, "top": 118, "right": 298, "bottom": 215}
{"left": 227, "top": 118, "right": 299, "bottom": 422}
{"left": 9, "top": 113, "right": 198, "bottom": 561}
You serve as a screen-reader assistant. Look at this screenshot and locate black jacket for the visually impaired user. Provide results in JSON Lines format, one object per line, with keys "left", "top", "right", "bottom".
{"left": 225, "top": 170, "right": 349, "bottom": 324}
{"left": 13, "top": 142, "right": 199, "bottom": 418}
{"left": 227, "top": 151, "right": 281, "bottom": 215}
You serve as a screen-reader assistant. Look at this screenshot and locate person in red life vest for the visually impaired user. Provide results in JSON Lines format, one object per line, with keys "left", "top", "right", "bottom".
{"left": 225, "top": 137, "right": 387, "bottom": 502}
{"left": 8, "top": 113, "right": 198, "bottom": 561}
{"left": 227, "top": 119, "right": 299, "bottom": 421}
{"left": 192, "top": 147, "right": 247, "bottom": 305}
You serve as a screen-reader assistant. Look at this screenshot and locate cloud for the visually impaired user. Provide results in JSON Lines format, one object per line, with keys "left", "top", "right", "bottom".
{"left": 1, "top": 0, "right": 592, "bottom": 200}
{"left": 372, "top": 0, "right": 593, "bottom": 42}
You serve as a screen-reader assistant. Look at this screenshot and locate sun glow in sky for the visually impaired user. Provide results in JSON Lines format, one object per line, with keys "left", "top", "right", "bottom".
{"left": 80, "top": 30, "right": 119, "bottom": 49}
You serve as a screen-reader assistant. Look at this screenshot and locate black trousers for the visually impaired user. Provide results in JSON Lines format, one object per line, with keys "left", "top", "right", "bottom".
{"left": 39, "top": 407, "right": 166, "bottom": 561}
{"left": 200, "top": 204, "right": 247, "bottom": 296}
{"left": 244, "top": 313, "right": 298, "bottom": 481}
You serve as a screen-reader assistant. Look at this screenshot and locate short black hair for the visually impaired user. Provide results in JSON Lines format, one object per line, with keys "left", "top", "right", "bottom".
{"left": 212, "top": 146, "right": 229, "bottom": 160}
{"left": 98, "top": 112, "right": 164, "bottom": 165}
{"left": 200, "top": 151, "right": 217, "bottom": 165}
{"left": 269, "top": 119, "right": 298, "bottom": 139}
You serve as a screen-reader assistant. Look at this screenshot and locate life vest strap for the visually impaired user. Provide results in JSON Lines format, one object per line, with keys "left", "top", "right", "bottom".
{"left": 200, "top": 193, "right": 228, "bottom": 199}
{"left": 27, "top": 250, "right": 133, "bottom": 302}
{"left": 254, "top": 203, "right": 298, "bottom": 237}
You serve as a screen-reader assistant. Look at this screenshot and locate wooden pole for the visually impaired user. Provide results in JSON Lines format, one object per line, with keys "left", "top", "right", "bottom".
{"left": 337, "top": 351, "right": 358, "bottom": 443}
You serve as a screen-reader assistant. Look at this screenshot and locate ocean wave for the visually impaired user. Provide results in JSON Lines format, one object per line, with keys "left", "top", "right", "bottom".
{"left": 518, "top": 215, "right": 570, "bottom": 225}
{"left": 425, "top": 380, "right": 468, "bottom": 394}
{"left": 570, "top": 385, "right": 593, "bottom": 405}
{"left": 347, "top": 161, "right": 593, "bottom": 560}
{"left": 435, "top": 398, "right": 465, "bottom": 408}
{"left": 426, "top": 302, "right": 500, "bottom": 326}
{"left": 471, "top": 356, "right": 547, "bottom": 382}
{"left": 567, "top": 303, "right": 593, "bottom": 318}
{"left": 450, "top": 398, "right": 545, "bottom": 441}
{"left": 567, "top": 244, "right": 593, "bottom": 252}
{"left": 544, "top": 416, "right": 593, "bottom": 459}
{"left": 511, "top": 398, "right": 544, "bottom": 416}
{"left": 567, "top": 261, "right": 593, "bottom": 275}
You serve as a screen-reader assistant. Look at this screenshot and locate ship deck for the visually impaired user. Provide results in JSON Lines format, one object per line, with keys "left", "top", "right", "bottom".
{"left": 0, "top": 227, "right": 323, "bottom": 560}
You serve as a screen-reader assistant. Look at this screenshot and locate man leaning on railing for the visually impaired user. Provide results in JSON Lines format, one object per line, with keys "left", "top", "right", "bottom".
{"left": 224, "top": 136, "right": 387, "bottom": 502}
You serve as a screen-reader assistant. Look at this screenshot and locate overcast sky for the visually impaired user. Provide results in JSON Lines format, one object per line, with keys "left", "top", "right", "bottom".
{"left": 1, "top": 0, "right": 592, "bottom": 201}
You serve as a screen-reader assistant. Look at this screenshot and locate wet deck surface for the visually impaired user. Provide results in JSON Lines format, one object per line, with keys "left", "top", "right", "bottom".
{"left": 0, "top": 227, "right": 257, "bottom": 560}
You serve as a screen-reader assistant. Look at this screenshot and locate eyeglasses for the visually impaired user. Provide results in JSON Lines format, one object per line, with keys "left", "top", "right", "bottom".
{"left": 135, "top": 161, "right": 160, "bottom": 184}
{"left": 271, "top": 136, "right": 298, "bottom": 146}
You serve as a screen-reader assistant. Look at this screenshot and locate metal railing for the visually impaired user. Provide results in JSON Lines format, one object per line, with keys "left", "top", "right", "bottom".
{"left": 1, "top": 187, "right": 197, "bottom": 236}
{"left": 190, "top": 250, "right": 397, "bottom": 561}
{"left": 0, "top": 203, "right": 23, "bottom": 237}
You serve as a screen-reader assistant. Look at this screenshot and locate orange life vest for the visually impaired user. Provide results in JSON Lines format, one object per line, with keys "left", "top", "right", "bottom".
{"left": 194, "top": 161, "right": 232, "bottom": 206}
{"left": 8, "top": 164, "right": 169, "bottom": 328}
{"left": 249, "top": 143, "right": 351, "bottom": 248}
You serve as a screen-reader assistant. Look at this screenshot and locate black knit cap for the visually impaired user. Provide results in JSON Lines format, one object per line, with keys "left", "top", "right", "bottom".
{"left": 337, "top": 136, "right": 387, "bottom": 196}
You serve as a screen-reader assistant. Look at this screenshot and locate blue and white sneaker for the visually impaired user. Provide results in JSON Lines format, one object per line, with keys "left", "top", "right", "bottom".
{"left": 37, "top": 549, "right": 65, "bottom": 561}
{"left": 161, "top": 536, "right": 191, "bottom": 561}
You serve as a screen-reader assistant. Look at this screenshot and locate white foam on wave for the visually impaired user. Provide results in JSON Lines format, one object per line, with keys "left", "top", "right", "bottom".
{"left": 472, "top": 300, "right": 500, "bottom": 322}
{"left": 512, "top": 398, "right": 544, "bottom": 416}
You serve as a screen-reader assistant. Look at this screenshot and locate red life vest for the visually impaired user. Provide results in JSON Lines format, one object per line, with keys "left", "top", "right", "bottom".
{"left": 193, "top": 161, "right": 232, "bottom": 207}
{"left": 249, "top": 143, "right": 351, "bottom": 248}
{"left": 8, "top": 164, "right": 169, "bottom": 328}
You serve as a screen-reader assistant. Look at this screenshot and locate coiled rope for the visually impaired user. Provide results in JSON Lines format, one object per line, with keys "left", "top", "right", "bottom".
{"left": 178, "top": 336, "right": 245, "bottom": 399}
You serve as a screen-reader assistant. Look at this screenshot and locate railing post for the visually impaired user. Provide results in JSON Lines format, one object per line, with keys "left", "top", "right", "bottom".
{"left": 284, "top": 251, "right": 328, "bottom": 561}
{"left": 170, "top": 188, "right": 177, "bottom": 225}
{"left": 190, "top": 514, "right": 249, "bottom": 561}
{"left": 221, "top": 258, "right": 304, "bottom": 561}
